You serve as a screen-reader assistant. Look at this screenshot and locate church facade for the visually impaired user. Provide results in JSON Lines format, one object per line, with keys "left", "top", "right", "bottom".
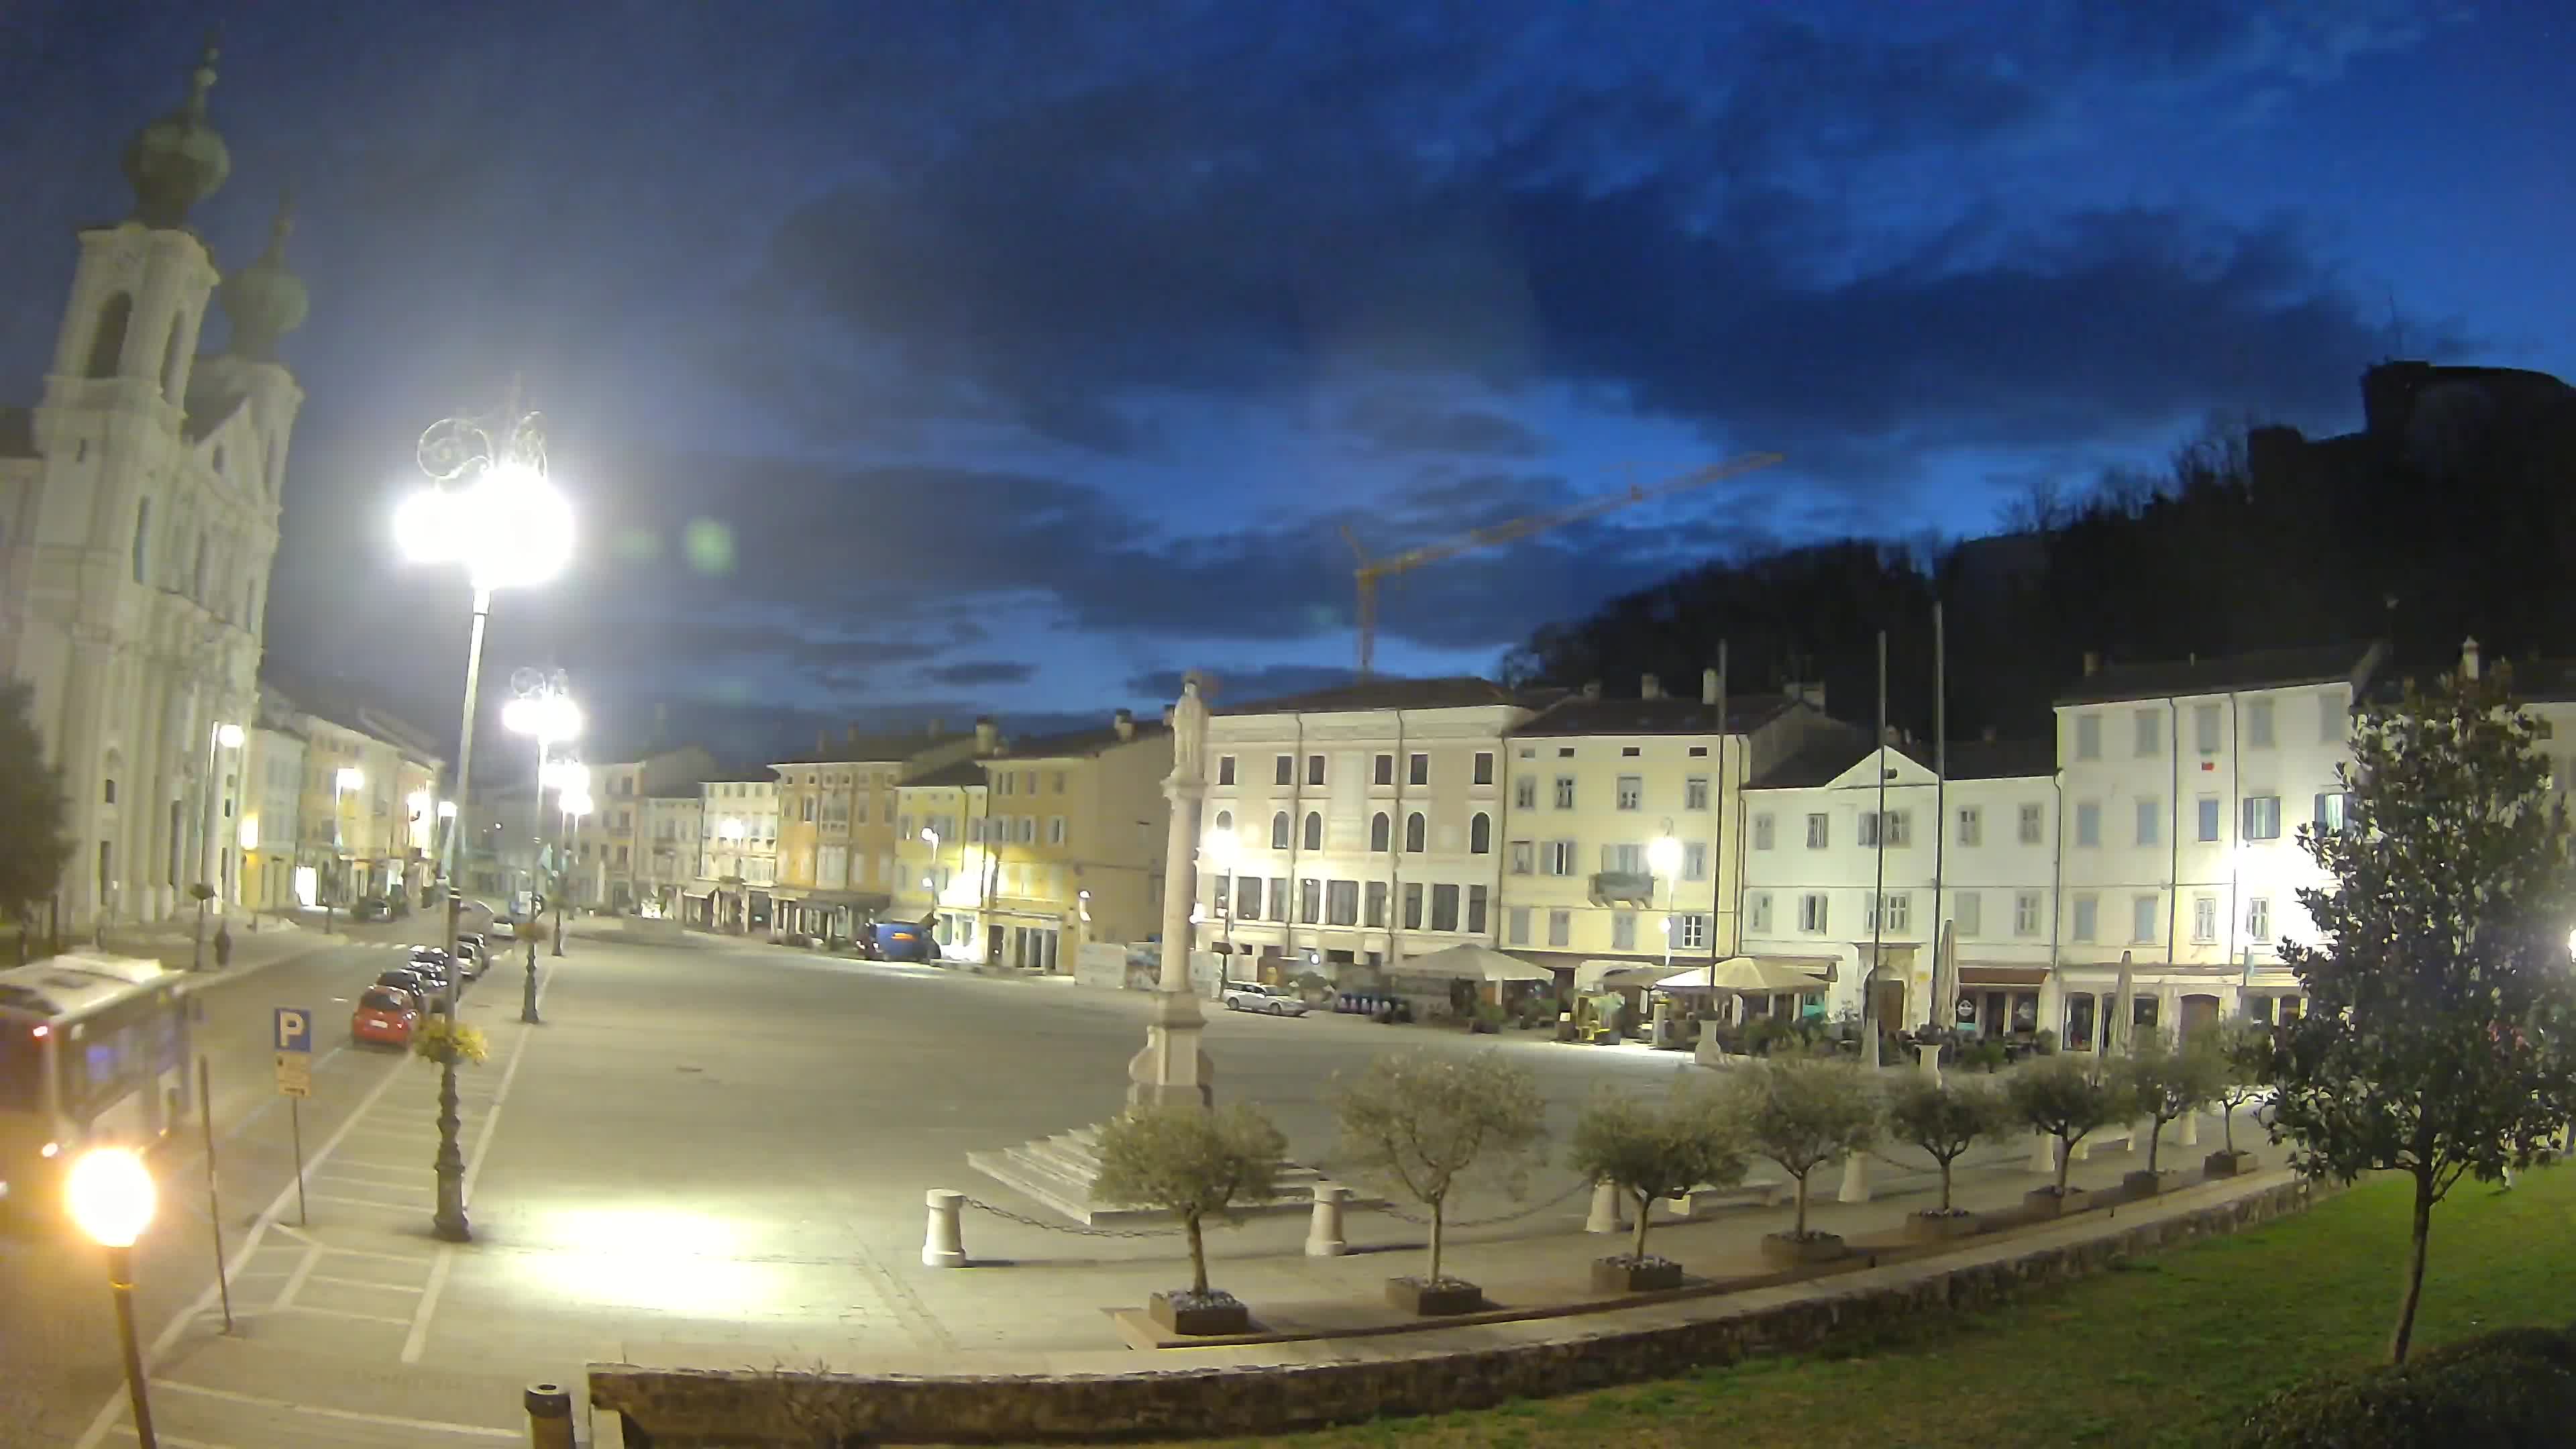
{"left": 0, "top": 45, "right": 308, "bottom": 932}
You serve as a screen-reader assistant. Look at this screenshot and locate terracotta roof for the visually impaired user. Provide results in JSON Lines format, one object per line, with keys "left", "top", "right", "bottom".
{"left": 1511, "top": 693, "right": 1801, "bottom": 738}
{"left": 903, "top": 759, "right": 988, "bottom": 788}
{"left": 994, "top": 718, "right": 1169, "bottom": 760}
{"left": 773, "top": 731, "right": 972, "bottom": 767}
{"left": 1750, "top": 729, "right": 2053, "bottom": 788}
{"left": 2054, "top": 643, "right": 2383, "bottom": 706}
{"left": 700, "top": 767, "right": 780, "bottom": 784}
{"left": 1214, "top": 676, "right": 1525, "bottom": 716}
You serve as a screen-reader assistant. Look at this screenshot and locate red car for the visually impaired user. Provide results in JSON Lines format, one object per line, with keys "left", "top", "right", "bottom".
{"left": 352, "top": 986, "right": 422, "bottom": 1047}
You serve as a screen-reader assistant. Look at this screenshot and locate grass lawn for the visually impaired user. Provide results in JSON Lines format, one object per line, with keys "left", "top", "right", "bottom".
{"left": 1127, "top": 1165, "right": 2576, "bottom": 1449}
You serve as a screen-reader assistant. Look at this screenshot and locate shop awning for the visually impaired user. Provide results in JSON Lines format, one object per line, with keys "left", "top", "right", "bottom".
{"left": 1958, "top": 965, "right": 2050, "bottom": 987}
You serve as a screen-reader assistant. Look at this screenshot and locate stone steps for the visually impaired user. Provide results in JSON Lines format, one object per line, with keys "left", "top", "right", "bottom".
{"left": 968, "top": 1124, "right": 1374, "bottom": 1227}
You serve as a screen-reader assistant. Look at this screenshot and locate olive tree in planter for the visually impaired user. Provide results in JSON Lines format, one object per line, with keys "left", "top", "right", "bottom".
{"left": 2204, "top": 1020, "right": 2272, "bottom": 1177}
{"left": 1726, "top": 1057, "right": 1879, "bottom": 1267}
{"left": 1091, "top": 1103, "right": 1287, "bottom": 1336}
{"left": 2008, "top": 1054, "right": 2132, "bottom": 1217}
{"left": 1567, "top": 1081, "right": 1745, "bottom": 1292}
{"left": 2117, "top": 1038, "right": 2224, "bottom": 1195}
{"left": 1333, "top": 1049, "right": 1548, "bottom": 1316}
{"left": 1884, "top": 1075, "right": 2014, "bottom": 1240}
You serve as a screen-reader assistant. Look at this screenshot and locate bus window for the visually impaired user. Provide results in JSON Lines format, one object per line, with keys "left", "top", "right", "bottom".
{"left": 0, "top": 1026, "right": 42, "bottom": 1112}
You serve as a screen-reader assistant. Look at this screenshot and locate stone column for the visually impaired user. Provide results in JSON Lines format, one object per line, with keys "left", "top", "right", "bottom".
{"left": 1128, "top": 678, "right": 1214, "bottom": 1110}
{"left": 1837, "top": 1150, "right": 1870, "bottom": 1203}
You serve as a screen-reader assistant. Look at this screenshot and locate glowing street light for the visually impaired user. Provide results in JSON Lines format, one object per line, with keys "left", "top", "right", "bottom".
{"left": 195, "top": 720, "right": 250, "bottom": 970}
{"left": 66, "top": 1147, "right": 159, "bottom": 1448}
{"left": 1648, "top": 834, "right": 1683, "bottom": 974}
{"left": 509, "top": 671, "right": 584, "bottom": 963}
{"left": 1202, "top": 829, "right": 1240, "bottom": 963}
{"left": 397, "top": 394, "right": 570, "bottom": 1248}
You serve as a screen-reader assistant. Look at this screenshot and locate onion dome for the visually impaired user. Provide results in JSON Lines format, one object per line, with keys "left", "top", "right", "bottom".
{"left": 121, "top": 42, "right": 231, "bottom": 229}
{"left": 221, "top": 193, "right": 307, "bottom": 361}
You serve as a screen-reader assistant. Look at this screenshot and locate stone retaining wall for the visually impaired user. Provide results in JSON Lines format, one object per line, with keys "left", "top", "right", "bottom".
{"left": 590, "top": 1175, "right": 2313, "bottom": 1447}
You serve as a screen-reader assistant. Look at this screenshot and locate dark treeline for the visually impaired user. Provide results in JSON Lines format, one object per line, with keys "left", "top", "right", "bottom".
{"left": 1501, "top": 364, "right": 2576, "bottom": 743}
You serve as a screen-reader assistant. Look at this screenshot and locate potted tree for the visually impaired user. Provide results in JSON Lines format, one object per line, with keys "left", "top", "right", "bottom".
{"left": 1091, "top": 1103, "right": 1287, "bottom": 1336}
{"left": 1568, "top": 1081, "right": 1745, "bottom": 1292}
{"left": 2118, "top": 1038, "right": 2223, "bottom": 1195}
{"left": 1332, "top": 1050, "right": 1548, "bottom": 1316}
{"left": 2009, "top": 1055, "right": 2132, "bottom": 1217}
{"left": 2205, "top": 1020, "right": 2273, "bottom": 1177}
{"left": 1885, "top": 1075, "right": 2014, "bottom": 1240}
{"left": 1726, "top": 1057, "right": 1880, "bottom": 1267}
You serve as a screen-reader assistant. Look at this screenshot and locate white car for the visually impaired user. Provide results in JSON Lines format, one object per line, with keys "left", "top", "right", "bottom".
{"left": 488, "top": 917, "right": 517, "bottom": 941}
{"left": 1222, "top": 982, "right": 1309, "bottom": 1016}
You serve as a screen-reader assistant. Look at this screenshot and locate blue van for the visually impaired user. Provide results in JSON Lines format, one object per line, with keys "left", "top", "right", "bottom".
{"left": 870, "top": 920, "right": 934, "bottom": 961}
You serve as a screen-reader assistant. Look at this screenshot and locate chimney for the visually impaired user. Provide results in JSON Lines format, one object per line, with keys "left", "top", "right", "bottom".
{"left": 1161, "top": 704, "right": 1176, "bottom": 726}
{"left": 1883, "top": 725, "right": 1903, "bottom": 747}
{"left": 1582, "top": 680, "right": 1602, "bottom": 701}
{"left": 815, "top": 729, "right": 827, "bottom": 753}
{"left": 846, "top": 723, "right": 861, "bottom": 747}
{"left": 973, "top": 715, "right": 998, "bottom": 753}
{"left": 1640, "top": 673, "right": 1662, "bottom": 700}
{"left": 927, "top": 716, "right": 945, "bottom": 737}
{"left": 1701, "top": 667, "right": 1719, "bottom": 705}
{"left": 1113, "top": 707, "right": 1136, "bottom": 741}
{"left": 2462, "top": 636, "right": 2481, "bottom": 681}
{"left": 2082, "top": 651, "right": 2102, "bottom": 678}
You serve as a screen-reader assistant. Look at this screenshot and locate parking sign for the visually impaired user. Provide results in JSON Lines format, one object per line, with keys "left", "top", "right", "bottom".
{"left": 273, "top": 1007, "right": 311, "bottom": 1055}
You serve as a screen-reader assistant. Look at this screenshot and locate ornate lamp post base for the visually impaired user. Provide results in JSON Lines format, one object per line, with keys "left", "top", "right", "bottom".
{"left": 432, "top": 1056, "right": 471, "bottom": 1242}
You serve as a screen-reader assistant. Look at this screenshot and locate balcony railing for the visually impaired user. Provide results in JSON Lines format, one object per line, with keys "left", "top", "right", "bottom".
{"left": 1589, "top": 870, "right": 1656, "bottom": 905}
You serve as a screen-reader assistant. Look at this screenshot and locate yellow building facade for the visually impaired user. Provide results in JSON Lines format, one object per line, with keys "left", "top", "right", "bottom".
{"left": 773, "top": 724, "right": 987, "bottom": 942}
{"left": 892, "top": 762, "right": 988, "bottom": 958}
{"left": 971, "top": 708, "right": 1173, "bottom": 971}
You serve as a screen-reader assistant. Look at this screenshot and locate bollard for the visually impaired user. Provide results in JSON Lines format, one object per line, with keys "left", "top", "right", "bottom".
{"left": 1837, "top": 1150, "right": 1870, "bottom": 1203}
{"left": 2028, "top": 1128, "right": 2057, "bottom": 1175}
{"left": 1915, "top": 1042, "right": 1943, "bottom": 1083}
{"left": 2179, "top": 1108, "right": 2199, "bottom": 1147}
{"left": 1585, "top": 1180, "right": 1624, "bottom": 1234}
{"left": 1304, "top": 1183, "right": 1350, "bottom": 1257}
{"left": 922, "top": 1189, "right": 967, "bottom": 1268}
{"left": 525, "top": 1383, "right": 574, "bottom": 1449}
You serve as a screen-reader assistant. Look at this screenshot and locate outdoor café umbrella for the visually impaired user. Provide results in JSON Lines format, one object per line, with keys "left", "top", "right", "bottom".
{"left": 2110, "top": 951, "right": 2135, "bottom": 1055}
{"left": 1405, "top": 942, "right": 1554, "bottom": 983}
{"left": 1656, "top": 957, "right": 1823, "bottom": 994}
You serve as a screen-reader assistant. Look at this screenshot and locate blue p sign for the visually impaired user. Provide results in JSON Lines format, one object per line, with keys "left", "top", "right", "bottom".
{"left": 273, "top": 1007, "right": 312, "bottom": 1055}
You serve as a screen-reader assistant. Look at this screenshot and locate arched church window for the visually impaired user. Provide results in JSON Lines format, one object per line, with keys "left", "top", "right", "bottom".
{"left": 87, "top": 294, "right": 133, "bottom": 378}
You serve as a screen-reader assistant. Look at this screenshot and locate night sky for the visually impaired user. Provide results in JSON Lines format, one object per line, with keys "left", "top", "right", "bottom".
{"left": 3, "top": 3, "right": 2568, "bottom": 764}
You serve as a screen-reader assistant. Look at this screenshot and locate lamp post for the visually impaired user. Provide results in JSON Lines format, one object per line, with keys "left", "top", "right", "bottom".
{"left": 506, "top": 673, "right": 583, "bottom": 959}
{"left": 396, "top": 392, "right": 574, "bottom": 1246}
{"left": 66, "top": 1147, "right": 158, "bottom": 1449}
{"left": 720, "top": 817, "right": 747, "bottom": 930}
{"left": 328, "top": 766, "right": 363, "bottom": 932}
{"left": 1648, "top": 833, "right": 1682, "bottom": 973}
{"left": 1202, "top": 828, "right": 1238, "bottom": 969}
{"left": 559, "top": 786, "right": 592, "bottom": 949}
{"left": 192, "top": 721, "right": 244, "bottom": 970}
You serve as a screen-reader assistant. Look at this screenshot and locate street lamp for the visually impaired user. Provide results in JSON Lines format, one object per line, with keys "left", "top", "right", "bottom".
{"left": 560, "top": 786, "right": 594, "bottom": 943}
{"left": 396, "top": 393, "right": 572, "bottom": 1247}
{"left": 1202, "top": 828, "right": 1239, "bottom": 969}
{"left": 192, "top": 722, "right": 246, "bottom": 970}
{"left": 66, "top": 1147, "right": 158, "bottom": 1449}
{"left": 506, "top": 672, "right": 582, "bottom": 960}
{"left": 1648, "top": 833, "right": 1682, "bottom": 975}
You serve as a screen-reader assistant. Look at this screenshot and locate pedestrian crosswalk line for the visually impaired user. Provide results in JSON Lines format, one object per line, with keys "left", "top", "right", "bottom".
{"left": 150, "top": 1380, "right": 521, "bottom": 1440}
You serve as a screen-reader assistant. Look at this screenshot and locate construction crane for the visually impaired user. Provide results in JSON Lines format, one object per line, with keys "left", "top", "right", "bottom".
{"left": 1340, "top": 452, "right": 1784, "bottom": 678}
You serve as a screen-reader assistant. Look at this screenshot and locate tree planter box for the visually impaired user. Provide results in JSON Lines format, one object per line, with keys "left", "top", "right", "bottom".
{"left": 1385, "top": 1277, "right": 1484, "bottom": 1316}
{"left": 1589, "top": 1256, "right": 1683, "bottom": 1293}
{"left": 2025, "top": 1186, "right": 2090, "bottom": 1218}
{"left": 1760, "top": 1232, "right": 1847, "bottom": 1268}
{"left": 1145, "top": 1290, "right": 1250, "bottom": 1337}
{"left": 1905, "top": 1210, "right": 1980, "bottom": 1242}
{"left": 2123, "top": 1170, "right": 2168, "bottom": 1197}
{"left": 2204, "top": 1149, "right": 2255, "bottom": 1179}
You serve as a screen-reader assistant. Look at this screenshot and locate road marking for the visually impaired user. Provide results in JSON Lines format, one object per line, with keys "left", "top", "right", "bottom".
{"left": 105, "top": 1430, "right": 239, "bottom": 1448}
{"left": 309, "top": 1272, "right": 425, "bottom": 1293}
{"left": 270, "top": 1225, "right": 431, "bottom": 1264}
{"left": 315, "top": 1167, "right": 430, "bottom": 1189}
{"left": 309, "top": 1192, "right": 418, "bottom": 1212}
{"left": 459, "top": 1014, "right": 533, "bottom": 1204}
{"left": 400, "top": 1246, "right": 455, "bottom": 1363}
{"left": 74, "top": 1051, "right": 411, "bottom": 1448}
{"left": 271, "top": 1244, "right": 322, "bottom": 1311}
{"left": 148, "top": 1381, "right": 520, "bottom": 1440}
{"left": 278, "top": 1303, "right": 413, "bottom": 1326}
{"left": 330, "top": 1157, "right": 433, "bottom": 1173}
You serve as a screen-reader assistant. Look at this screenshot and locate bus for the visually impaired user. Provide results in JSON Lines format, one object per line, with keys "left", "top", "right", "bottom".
{"left": 0, "top": 952, "right": 195, "bottom": 1220}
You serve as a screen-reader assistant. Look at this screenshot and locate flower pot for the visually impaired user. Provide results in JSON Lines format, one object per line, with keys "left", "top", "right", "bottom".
{"left": 2204, "top": 1149, "right": 2255, "bottom": 1179}
{"left": 1760, "top": 1231, "right": 1847, "bottom": 1268}
{"left": 1385, "top": 1276, "right": 1483, "bottom": 1316}
{"left": 2024, "top": 1186, "right": 2090, "bottom": 1219}
{"left": 1904, "top": 1210, "right": 1980, "bottom": 1242}
{"left": 1589, "top": 1256, "right": 1684, "bottom": 1293}
{"left": 2123, "top": 1170, "right": 2167, "bottom": 1197}
{"left": 1146, "top": 1289, "right": 1250, "bottom": 1337}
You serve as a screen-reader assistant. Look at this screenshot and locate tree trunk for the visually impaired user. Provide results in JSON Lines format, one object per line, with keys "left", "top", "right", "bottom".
{"left": 1185, "top": 1211, "right": 1208, "bottom": 1298}
{"left": 1427, "top": 1197, "right": 1447, "bottom": 1283}
{"left": 1792, "top": 1170, "right": 1810, "bottom": 1237}
{"left": 2146, "top": 1115, "right": 2163, "bottom": 1175}
{"left": 1937, "top": 1155, "right": 1955, "bottom": 1213}
{"left": 2390, "top": 1172, "right": 2436, "bottom": 1364}
{"left": 2055, "top": 1133, "right": 2073, "bottom": 1195}
{"left": 2222, "top": 1097, "right": 2237, "bottom": 1156}
{"left": 1629, "top": 1190, "right": 1653, "bottom": 1261}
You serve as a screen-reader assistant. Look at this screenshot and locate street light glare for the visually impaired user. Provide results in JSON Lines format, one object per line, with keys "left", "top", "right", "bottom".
{"left": 396, "top": 468, "right": 576, "bottom": 594}
{"left": 214, "top": 722, "right": 245, "bottom": 749}
{"left": 1647, "top": 835, "right": 1683, "bottom": 875}
{"left": 437, "top": 800, "right": 459, "bottom": 818}
{"left": 561, "top": 790, "right": 595, "bottom": 818}
{"left": 335, "top": 767, "right": 365, "bottom": 790}
{"left": 65, "top": 1147, "right": 156, "bottom": 1248}
{"left": 1202, "top": 830, "right": 1238, "bottom": 868}
{"left": 503, "top": 694, "right": 584, "bottom": 742}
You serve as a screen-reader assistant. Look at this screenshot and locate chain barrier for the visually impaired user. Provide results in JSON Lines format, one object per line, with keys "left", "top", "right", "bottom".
{"left": 1369, "top": 1175, "right": 1597, "bottom": 1230}
{"left": 957, "top": 1195, "right": 1185, "bottom": 1239}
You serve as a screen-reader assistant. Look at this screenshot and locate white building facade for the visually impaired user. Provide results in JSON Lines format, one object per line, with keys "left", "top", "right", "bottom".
{"left": 1201, "top": 679, "right": 1529, "bottom": 979}
{"left": 636, "top": 791, "right": 702, "bottom": 918}
{"left": 1739, "top": 734, "right": 2061, "bottom": 1032}
{"left": 0, "top": 50, "right": 305, "bottom": 932}
{"left": 1499, "top": 672, "right": 1835, "bottom": 977}
{"left": 689, "top": 771, "right": 777, "bottom": 931}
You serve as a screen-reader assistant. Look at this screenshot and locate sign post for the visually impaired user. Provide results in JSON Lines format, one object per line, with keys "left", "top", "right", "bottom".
{"left": 272, "top": 1008, "right": 312, "bottom": 1226}
{"left": 197, "top": 1055, "right": 233, "bottom": 1334}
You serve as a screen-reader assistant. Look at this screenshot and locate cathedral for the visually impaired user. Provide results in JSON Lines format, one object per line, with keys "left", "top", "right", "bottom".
{"left": 0, "top": 45, "right": 305, "bottom": 932}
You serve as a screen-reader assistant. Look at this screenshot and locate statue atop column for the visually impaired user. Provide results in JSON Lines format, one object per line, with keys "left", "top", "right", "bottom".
{"left": 1170, "top": 671, "right": 1210, "bottom": 785}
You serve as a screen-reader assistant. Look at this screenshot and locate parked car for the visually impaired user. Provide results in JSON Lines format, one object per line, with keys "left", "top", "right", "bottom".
{"left": 488, "top": 917, "right": 516, "bottom": 941}
{"left": 451, "top": 936, "right": 486, "bottom": 978}
{"left": 351, "top": 897, "right": 390, "bottom": 922}
{"left": 380, "top": 963, "right": 451, "bottom": 1004}
{"left": 353, "top": 987, "right": 423, "bottom": 1046}
{"left": 1222, "top": 981, "right": 1311, "bottom": 1016}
